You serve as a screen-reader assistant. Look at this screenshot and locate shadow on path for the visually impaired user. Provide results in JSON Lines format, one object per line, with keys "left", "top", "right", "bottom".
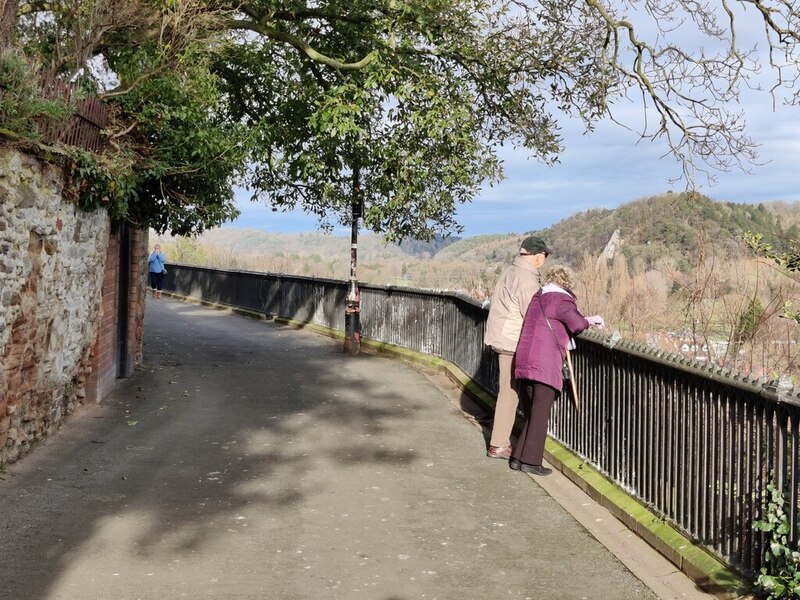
{"left": 0, "top": 298, "right": 657, "bottom": 600}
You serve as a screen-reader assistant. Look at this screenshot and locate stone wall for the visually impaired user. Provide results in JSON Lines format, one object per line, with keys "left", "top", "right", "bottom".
{"left": 0, "top": 148, "right": 111, "bottom": 463}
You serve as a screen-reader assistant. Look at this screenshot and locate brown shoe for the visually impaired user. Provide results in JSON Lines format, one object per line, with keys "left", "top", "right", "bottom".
{"left": 487, "top": 445, "right": 512, "bottom": 460}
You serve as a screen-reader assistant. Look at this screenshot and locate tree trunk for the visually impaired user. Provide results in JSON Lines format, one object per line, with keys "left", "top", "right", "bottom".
{"left": 0, "top": 0, "right": 19, "bottom": 50}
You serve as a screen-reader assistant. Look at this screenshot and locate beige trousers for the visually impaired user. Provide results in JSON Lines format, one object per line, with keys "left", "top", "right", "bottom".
{"left": 489, "top": 352, "right": 520, "bottom": 448}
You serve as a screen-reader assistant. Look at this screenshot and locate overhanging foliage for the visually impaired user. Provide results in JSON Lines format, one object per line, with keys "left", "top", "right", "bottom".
{"left": 2, "top": 1, "right": 800, "bottom": 238}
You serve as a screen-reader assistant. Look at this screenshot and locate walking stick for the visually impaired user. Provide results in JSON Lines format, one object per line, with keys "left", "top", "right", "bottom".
{"left": 565, "top": 350, "right": 579, "bottom": 411}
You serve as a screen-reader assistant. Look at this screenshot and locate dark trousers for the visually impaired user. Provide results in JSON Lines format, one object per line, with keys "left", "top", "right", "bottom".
{"left": 149, "top": 271, "right": 165, "bottom": 291}
{"left": 511, "top": 381, "right": 558, "bottom": 466}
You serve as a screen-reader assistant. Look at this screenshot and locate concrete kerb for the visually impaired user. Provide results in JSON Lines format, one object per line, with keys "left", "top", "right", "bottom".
{"left": 161, "top": 292, "right": 752, "bottom": 600}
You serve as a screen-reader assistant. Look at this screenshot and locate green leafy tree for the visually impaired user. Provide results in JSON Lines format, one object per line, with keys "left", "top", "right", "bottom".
{"left": 107, "top": 44, "right": 247, "bottom": 235}
{"left": 4, "top": 0, "right": 246, "bottom": 235}
{"left": 5, "top": 0, "right": 800, "bottom": 240}
{"left": 57, "top": 42, "right": 247, "bottom": 235}
{"left": 735, "top": 298, "right": 764, "bottom": 343}
{"left": 215, "top": 0, "right": 601, "bottom": 241}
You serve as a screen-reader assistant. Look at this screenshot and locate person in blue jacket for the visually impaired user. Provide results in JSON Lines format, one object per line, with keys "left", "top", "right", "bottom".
{"left": 148, "top": 244, "right": 167, "bottom": 299}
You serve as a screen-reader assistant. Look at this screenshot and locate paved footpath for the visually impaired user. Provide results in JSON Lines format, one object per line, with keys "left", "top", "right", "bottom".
{"left": 0, "top": 299, "right": 713, "bottom": 600}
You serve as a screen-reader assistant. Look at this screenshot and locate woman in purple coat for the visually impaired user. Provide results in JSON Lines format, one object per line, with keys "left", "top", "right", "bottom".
{"left": 510, "top": 266, "right": 604, "bottom": 476}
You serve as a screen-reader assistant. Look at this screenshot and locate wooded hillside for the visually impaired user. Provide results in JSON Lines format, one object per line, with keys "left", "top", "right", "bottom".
{"left": 536, "top": 193, "right": 800, "bottom": 270}
{"left": 156, "top": 193, "right": 800, "bottom": 293}
{"left": 154, "top": 193, "right": 800, "bottom": 380}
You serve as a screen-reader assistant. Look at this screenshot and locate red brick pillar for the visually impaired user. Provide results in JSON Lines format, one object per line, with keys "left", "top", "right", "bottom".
{"left": 85, "top": 226, "right": 147, "bottom": 404}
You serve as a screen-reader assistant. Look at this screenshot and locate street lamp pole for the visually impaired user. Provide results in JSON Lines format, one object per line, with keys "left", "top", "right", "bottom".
{"left": 343, "top": 160, "right": 361, "bottom": 355}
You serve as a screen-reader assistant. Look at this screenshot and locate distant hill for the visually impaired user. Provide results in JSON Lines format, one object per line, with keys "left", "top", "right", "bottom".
{"left": 532, "top": 193, "right": 800, "bottom": 270}
{"left": 398, "top": 234, "right": 461, "bottom": 257}
{"left": 436, "top": 234, "right": 521, "bottom": 262}
{"left": 159, "top": 194, "right": 800, "bottom": 280}
{"left": 196, "top": 228, "right": 411, "bottom": 261}
{"left": 431, "top": 193, "right": 800, "bottom": 271}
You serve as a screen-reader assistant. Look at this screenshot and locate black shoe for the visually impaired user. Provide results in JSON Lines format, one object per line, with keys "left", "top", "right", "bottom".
{"left": 509, "top": 459, "right": 551, "bottom": 476}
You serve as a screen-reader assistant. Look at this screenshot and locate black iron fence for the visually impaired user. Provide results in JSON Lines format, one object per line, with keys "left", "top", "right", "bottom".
{"left": 165, "top": 264, "right": 800, "bottom": 575}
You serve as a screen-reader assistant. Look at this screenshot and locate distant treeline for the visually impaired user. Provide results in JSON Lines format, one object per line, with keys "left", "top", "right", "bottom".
{"left": 397, "top": 234, "right": 461, "bottom": 257}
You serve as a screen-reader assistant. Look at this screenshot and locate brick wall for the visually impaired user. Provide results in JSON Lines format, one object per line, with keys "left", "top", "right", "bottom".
{"left": 86, "top": 227, "right": 147, "bottom": 404}
{"left": 92, "top": 229, "right": 120, "bottom": 400}
{"left": 132, "top": 230, "right": 148, "bottom": 367}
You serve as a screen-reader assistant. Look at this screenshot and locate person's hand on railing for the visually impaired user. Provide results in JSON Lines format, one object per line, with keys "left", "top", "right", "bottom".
{"left": 586, "top": 315, "right": 605, "bottom": 329}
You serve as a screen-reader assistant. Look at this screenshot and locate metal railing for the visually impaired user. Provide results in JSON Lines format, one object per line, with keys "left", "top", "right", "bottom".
{"left": 165, "top": 264, "right": 800, "bottom": 575}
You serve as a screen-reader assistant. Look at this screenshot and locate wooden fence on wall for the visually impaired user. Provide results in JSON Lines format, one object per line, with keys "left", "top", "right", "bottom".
{"left": 36, "top": 73, "right": 108, "bottom": 153}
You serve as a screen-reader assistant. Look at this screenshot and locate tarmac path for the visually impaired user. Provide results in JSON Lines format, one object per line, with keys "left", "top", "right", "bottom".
{"left": 1, "top": 298, "right": 671, "bottom": 600}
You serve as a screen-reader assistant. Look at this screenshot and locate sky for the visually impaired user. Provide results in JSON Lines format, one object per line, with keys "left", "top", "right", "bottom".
{"left": 229, "top": 108, "right": 800, "bottom": 238}
{"left": 226, "top": 10, "right": 800, "bottom": 239}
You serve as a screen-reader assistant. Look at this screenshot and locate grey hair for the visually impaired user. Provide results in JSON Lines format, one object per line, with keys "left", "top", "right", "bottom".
{"left": 541, "top": 265, "right": 576, "bottom": 291}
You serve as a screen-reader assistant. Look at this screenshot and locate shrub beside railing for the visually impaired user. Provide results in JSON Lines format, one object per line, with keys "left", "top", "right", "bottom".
{"left": 165, "top": 264, "right": 800, "bottom": 576}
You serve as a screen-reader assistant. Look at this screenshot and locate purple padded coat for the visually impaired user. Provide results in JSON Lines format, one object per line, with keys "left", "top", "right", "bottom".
{"left": 514, "top": 284, "right": 590, "bottom": 391}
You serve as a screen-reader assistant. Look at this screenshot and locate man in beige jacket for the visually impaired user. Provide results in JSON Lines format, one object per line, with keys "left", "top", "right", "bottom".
{"left": 483, "top": 236, "right": 551, "bottom": 459}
